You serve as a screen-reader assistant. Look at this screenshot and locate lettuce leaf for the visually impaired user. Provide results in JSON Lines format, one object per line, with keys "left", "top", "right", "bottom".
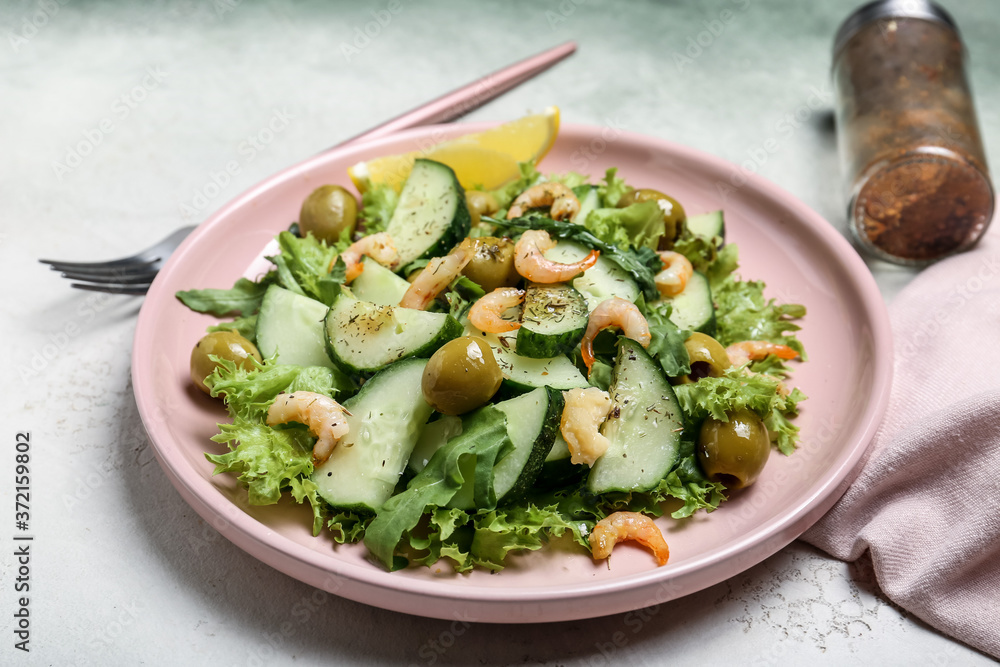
{"left": 765, "top": 386, "right": 806, "bottom": 456}
{"left": 674, "top": 366, "right": 787, "bottom": 423}
{"left": 176, "top": 275, "right": 275, "bottom": 317}
{"left": 206, "top": 357, "right": 355, "bottom": 421}
{"left": 673, "top": 366, "right": 806, "bottom": 455}
{"left": 359, "top": 184, "right": 399, "bottom": 235}
{"left": 207, "top": 416, "right": 314, "bottom": 505}
{"left": 207, "top": 357, "right": 303, "bottom": 420}
{"left": 582, "top": 201, "right": 664, "bottom": 251}
{"left": 289, "top": 476, "right": 327, "bottom": 536}
{"left": 268, "top": 231, "right": 344, "bottom": 306}
{"left": 596, "top": 167, "right": 630, "bottom": 208}
{"left": 466, "top": 504, "right": 583, "bottom": 572}
{"left": 713, "top": 277, "right": 806, "bottom": 357}
{"left": 206, "top": 314, "right": 258, "bottom": 342}
{"left": 640, "top": 300, "right": 691, "bottom": 378}
{"left": 363, "top": 406, "right": 512, "bottom": 570}
{"left": 655, "top": 449, "right": 727, "bottom": 518}
{"left": 327, "top": 509, "right": 371, "bottom": 544}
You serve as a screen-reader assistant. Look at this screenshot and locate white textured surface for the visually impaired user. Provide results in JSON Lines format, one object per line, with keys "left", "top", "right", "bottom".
{"left": 2, "top": 0, "right": 998, "bottom": 664}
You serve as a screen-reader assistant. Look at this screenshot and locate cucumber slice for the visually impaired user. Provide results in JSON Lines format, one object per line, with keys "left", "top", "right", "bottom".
{"left": 687, "top": 210, "right": 725, "bottom": 244}
{"left": 324, "top": 289, "right": 462, "bottom": 375}
{"left": 537, "top": 431, "right": 585, "bottom": 488}
{"left": 493, "top": 386, "right": 563, "bottom": 503}
{"left": 466, "top": 328, "right": 589, "bottom": 391}
{"left": 545, "top": 241, "right": 639, "bottom": 312}
{"left": 312, "top": 358, "right": 433, "bottom": 511}
{"left": 668, "top": 271, "right": 716, "bottom": 336}
{"left": 385, "top": 159, "right": 471, "bottom": 266}
{"left": 447, "top": 386, "right": 563, "bottom": 509}
{"left": 255, "top": 285, "right": 335, "bottom": 369}
{"left": 407, "top": 415, "right": 463, "bottom": 476}
{"left": 588, "top": 338, "right": 684, "bottom": 494}
{"left": 515, "top": 282, "right": 589, "bottom": 358}
{"left": 572, "top": 185, "right": 600, "bottom": 224}
{"left": 350, "top": 256, "right": 411, "bottom": 306}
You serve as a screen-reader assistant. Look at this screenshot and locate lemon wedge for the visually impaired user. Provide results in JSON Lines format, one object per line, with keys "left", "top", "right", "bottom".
{"left": 348, "top": 106, "right": 560, "bottom": 193}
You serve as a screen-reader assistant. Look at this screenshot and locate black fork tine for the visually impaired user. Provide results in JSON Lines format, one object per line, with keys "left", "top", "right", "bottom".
{"left": 39, "top": 255, "right": 151, "bottom": 270}
{"left": 47, "top": 258, "right": 162, "bottom": 276}
{"left": 59, "top": 268, "right": 160, "bottom": 285}
{"left": 70, "top": 282, "right": 150, "bottom": 296}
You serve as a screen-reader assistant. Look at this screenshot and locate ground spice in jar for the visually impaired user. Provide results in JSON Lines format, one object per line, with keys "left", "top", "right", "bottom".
{"left": 833, "top": 1, "right": 994, "bottom": 264}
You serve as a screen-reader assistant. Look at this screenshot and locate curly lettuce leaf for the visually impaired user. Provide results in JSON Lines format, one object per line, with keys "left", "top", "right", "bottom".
{"left": 207, "top": 416, "right": 314, "bottom": 505}
{"left": 289, "top": 476, "right": 326, "bottom": 536}
{"left": 582, "top": 201, "right": 664, "bottom": 251}
{"left": 176, "top": 275, "right": 275, "bottom": 317}
{"left": 765, "top": 386, "right": 806, "bottom": 456}
{"left": 206, "top": 357, "right": 354, "bottom": 421}
{"left": 363, "top": 406, "right": 512, "bottom": 570}
{"left": 268, "top": 231, "right": 344, "bottom": 306}
{"left": 327, "top": 509, "right": 371, "bottom": 544}
{"left": 673, "top": 366, "right": 806, "bottom": 455}
{"left": 207, "top": 357, "right": 302, "bottom": 420}
{"left": 359, "top": 184, "right": 399, "bottom": 235}
{"left": 285, "top": 364, "right": 357, "bottom": 397}
{"left": 713, "top": 278, "right": 806, "bottom": 357}
{"left": 466, "top": 504, "right": 583, "bottom": 572}
{"left": 674, "top": 366, "right": 785, "bottom": 422}
{"left": 596, "top": 167, "right": 630, "bottom": 208}
{"left": 655, "top": 448, "right": 727, "bottom": 519}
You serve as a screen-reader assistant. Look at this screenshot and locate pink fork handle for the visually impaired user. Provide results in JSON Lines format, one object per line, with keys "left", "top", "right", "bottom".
{"left": 331, "top": 41, "right": 577, "bottom": 149}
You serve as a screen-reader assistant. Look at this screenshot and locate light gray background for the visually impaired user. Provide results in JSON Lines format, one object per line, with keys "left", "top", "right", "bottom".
{"left": 2, "top": 0, "right": 997, "bottom": 665}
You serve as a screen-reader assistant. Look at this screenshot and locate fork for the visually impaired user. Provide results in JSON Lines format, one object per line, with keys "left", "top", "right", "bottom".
{"left": 39, "top": 41, "right": 576, "bottom": 295}
{"left": 39, "top": 225, "right": 196, "bottom": 295}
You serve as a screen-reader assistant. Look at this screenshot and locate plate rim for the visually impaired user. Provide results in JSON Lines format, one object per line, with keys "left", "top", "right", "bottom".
{"left": 132, "top": 121, "right": 894, "bottom": 622}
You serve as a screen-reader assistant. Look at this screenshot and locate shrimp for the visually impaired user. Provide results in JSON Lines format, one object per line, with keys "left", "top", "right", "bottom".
{"left": 398, "top": 239, "right": 475, "bottom": 310}
{"left": 468, "top": 287, "right": 525, "bottom": 333}
{"left": 506, "top": 182, "right": 581, "bottom": 221}
{"left": 513, "top": 229, "right": 599, "bottom": 283}
{"left": 726, "top": 340, "right": 800, "bottom": 367}
{"left": 266, "top": 391, "right": 350, "bottom": 464}
{"left": 560, "top": 387, "right": 613, "bottom": 466}
{"left": 579, "top": 297, "right": 651, "bottom": 374}
{"left": 655, "top": 251, "right": 693, "bottom": 297}
{"left": 329, "top": 232, "right": 400, "bottom": 283}
{"left": 589, "top": 511, "right": 670, "bottom": 566}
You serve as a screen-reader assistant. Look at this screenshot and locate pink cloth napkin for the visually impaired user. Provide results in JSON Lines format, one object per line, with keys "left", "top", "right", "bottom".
{"left": 801, "top": 231, "right": 1000, "bottom": 659}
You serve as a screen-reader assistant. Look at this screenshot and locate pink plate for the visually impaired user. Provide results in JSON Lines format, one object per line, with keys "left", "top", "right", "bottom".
{"left": 132, "top": 123, "right": 893, "bottom": 623}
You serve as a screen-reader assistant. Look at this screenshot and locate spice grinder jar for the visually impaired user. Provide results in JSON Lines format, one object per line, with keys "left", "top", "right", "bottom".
{"left": 833, "top": 0, "right": 994, "bottom": 265}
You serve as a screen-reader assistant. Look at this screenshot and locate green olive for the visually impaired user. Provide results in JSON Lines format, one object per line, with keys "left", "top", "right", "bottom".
{"left": 190, "top": 330, "right": 262, "bottom": 395}
{"left": 617, "top": 188, "right": 686, "bottom": 249}
{"left": 422, "top": 336, "right": 503, "bottom": 415}
{"left": 466, "top": 190, "right": 500, "bottom": 227}
{"left": 698, "top": 408, "right": 770, "bottom": 490}
{"left": 299, "top": 185, "right": 358, "bottom": 243}
{"left": 461, "top": 236, "right": 520, "bottom": 292}
{"left": 676, "top": 332, "right": 731, "bottom": 384}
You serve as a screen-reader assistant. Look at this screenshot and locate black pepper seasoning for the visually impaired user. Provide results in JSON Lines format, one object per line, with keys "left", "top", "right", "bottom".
{"left": 833, "top": 0, "right": 994, "bottom": 265}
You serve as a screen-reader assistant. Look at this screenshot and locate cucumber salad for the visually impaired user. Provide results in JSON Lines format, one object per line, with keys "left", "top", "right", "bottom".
{"left": 178, "top": 157, "right": 806, "bottom": 572}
